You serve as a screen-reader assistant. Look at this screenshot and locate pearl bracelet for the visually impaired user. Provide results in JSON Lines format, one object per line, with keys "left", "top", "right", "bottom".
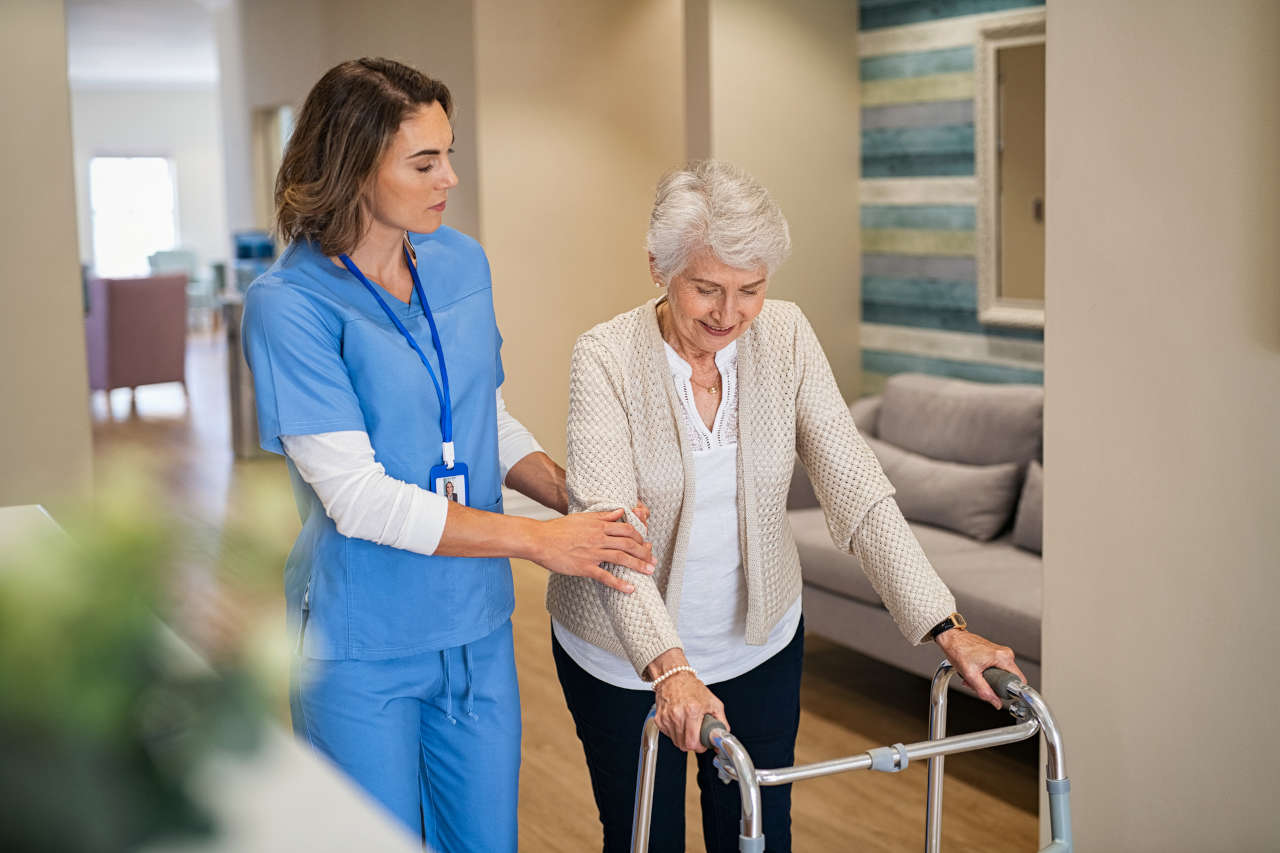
{"left": 651, "top": 665, "right": 696, "bottom": 690}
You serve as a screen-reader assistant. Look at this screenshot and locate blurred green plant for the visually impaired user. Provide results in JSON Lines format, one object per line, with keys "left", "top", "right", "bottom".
{"left": 0, "top": 462, "right": 288, "bottom": 852}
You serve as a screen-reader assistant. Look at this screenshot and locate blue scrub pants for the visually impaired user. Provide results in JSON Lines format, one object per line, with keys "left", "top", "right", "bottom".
{"left": 291, "top": 620, "right": 521, "bottom": 851}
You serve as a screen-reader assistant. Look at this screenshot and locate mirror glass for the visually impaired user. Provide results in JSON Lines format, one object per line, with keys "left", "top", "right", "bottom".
{"left": 976, "top": 15, "right": 1046, "bottom": 329}
{"left": 997, "top": 42, "right": 1045, "bottom": 305}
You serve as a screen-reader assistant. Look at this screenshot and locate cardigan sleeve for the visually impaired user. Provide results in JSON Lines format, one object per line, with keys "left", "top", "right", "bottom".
{"left": 565, "top": 333, "right": 684, "bottom": 676}
{"left": 790, "top": 306, "right": 955, "bottom": 644}
{"left": 853, "top": 497, "right": 957, "bottom": 645}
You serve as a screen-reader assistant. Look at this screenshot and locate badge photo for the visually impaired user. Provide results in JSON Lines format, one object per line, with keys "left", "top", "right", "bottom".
{"left": 430, "top": 461, "right": 469, "bottom": 507}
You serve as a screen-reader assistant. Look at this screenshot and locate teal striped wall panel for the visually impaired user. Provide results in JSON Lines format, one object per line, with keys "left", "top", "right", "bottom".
{"left": 862, "top": 125, "right": 974, "bottom": 158}
{"left": 862, "top": 100, "right": 973, "bottom": 130}
{"left": 862, "top": 154, "right": 974, "bottom": 178}
{"left": 860, "top": 0, "right": 1044, "bottom": 31}
{"left": 863, "top": 350, "right": 1043, "bottom": 384}
{"left": 858, "top": 0, "right": 1043, "bottom": 389}
{"left": 862, "top": 276, "right": 976, "bottom": 310}
{"left": 864, "top": 254, "right": 976, "bottom": 280}
{"left": 862, "top": 204, "right": 976, "bottom": 230}
{"left": 860, "top": 46, "right": 973, "bottom": 80}
{"left": 863, "top": 303, "right": 1044, "bottom": 340}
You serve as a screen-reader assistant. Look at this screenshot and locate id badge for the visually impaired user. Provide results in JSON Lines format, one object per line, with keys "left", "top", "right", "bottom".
{"left": 430, "top": 461, "right": 469, "bottom": 507}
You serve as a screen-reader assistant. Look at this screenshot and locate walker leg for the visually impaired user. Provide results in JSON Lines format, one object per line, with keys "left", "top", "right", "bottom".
{"left": 629, "top": 709, "right": 662, "bottom": 853}
{"left": 924, "top": 661, "right": 956, "bottom": 853}
{"left": 1013, "top": 686, "right": 1073, "bottom": 853}
{"left": 1043, "top": 778, "right": 1073, "bottom": 853}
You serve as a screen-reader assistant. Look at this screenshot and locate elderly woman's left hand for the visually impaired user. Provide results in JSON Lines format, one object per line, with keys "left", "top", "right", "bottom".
{"left": 934, "top": 629, "right": 1025, "bottom": 709}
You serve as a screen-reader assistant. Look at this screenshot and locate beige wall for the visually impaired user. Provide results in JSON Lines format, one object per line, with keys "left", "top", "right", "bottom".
{"left": 0, "top": 0, "right": 94, "bottom": 508}
{"left": 1042, "top": 1, "right": 1280, "bottom": 848}
{"left": 703, "top": 0, "right": 862, "bottom": 396}
{"left": 473, "top": 0, "right": 686, "bottom": 460}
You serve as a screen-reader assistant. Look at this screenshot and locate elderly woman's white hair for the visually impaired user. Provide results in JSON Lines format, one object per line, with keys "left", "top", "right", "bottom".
{"left": 646, "top": 160, "right": 792, "bottom": 284}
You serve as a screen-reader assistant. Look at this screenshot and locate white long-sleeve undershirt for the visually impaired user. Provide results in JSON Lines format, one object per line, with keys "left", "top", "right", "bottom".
{"left": 281, "top": 389, "right": 544, "bottom": 556}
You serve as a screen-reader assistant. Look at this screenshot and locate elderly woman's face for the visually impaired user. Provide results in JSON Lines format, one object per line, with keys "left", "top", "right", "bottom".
{"left": 366, "top": 101, "right": 459, "bottom": 235}
{"left": 661, "top": 250, "right": 768, "bottom": 354}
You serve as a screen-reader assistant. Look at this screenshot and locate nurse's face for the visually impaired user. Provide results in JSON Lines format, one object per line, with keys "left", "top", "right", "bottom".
{"left": 365, "top": 101, "right": 458, "bottom": 235}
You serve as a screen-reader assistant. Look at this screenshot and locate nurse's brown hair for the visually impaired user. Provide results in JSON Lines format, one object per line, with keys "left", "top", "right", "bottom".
{"left": 275, "top": 57, "right": 453, "bottom": 256}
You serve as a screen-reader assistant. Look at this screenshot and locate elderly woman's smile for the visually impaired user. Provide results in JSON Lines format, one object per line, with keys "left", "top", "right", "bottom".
{"left": 658, "top": 250, "right": 767, "bottom": 357}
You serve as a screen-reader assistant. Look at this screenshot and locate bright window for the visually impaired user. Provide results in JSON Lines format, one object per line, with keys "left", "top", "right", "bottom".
{"left": 89, "top": 156, "right": 178, "bottom": 278}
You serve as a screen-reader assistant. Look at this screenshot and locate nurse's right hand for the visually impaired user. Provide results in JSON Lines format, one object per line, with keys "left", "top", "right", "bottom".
{"left": 530, "top": 507, "right": 655, "bottom": 594}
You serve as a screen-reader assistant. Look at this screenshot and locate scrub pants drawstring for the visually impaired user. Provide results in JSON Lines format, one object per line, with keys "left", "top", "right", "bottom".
{"left": 438, "top": 644, "right": 479, "bottom": 724}
{"left": 440, "top": 650, "right": 457, "bottom": 725}
{"left": 462, "top": 644, "right": 478, "bottom": 721}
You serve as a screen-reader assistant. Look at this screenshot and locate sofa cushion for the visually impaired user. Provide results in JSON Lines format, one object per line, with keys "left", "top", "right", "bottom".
{"left": 1012, "top": 460, "right": 1044, "bottom": 554}
{"left": 867, "top": 437, "right": 1022, "bottom": 541}
{"left": 791, "top": 508, "right": 1041, "bottom": 660}
{"left": 787, "top": 458, "right": 818, "bottom": 511}
{"left": 933, "top": 543, "right": 1042, "bottom": 660}
{"left": 850, "top": 395, "right": 881, "bottom": 437}
{"left": 877, "top": 373, "right": 1044, "bottom": 466}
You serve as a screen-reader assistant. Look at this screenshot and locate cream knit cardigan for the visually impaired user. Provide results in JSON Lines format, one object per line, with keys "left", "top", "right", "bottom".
{"left": 546, "top": 298, "right": 955, "bottom": 677}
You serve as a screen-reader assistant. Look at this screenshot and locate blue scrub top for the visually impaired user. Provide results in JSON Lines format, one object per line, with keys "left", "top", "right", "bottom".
{"left": 242, "top": 226, "right": 514, "bottom": 660}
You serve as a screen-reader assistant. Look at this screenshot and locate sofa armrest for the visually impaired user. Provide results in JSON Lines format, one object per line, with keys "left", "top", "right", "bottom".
{"left": 787, "top": 457, "right": 820, "bottom": 510}
{"left": 850, "top": 394, "right": 881, "bottom": 437}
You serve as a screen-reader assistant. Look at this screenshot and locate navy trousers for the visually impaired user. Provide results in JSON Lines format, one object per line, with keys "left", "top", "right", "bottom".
{"left": 553, "top": 617, "right": 804, "bottom": 853}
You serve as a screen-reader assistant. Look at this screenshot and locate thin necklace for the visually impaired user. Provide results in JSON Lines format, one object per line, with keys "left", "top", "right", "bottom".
{"left": 691, "top": 375, "right": 720, "bottom": 395}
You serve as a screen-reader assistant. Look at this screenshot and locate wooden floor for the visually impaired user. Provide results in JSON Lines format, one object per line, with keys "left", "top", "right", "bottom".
{"left": 92, "top": 332, "right": 1037, "bottom": 852}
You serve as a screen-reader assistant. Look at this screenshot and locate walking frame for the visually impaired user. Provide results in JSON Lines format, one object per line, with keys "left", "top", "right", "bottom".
{"left": 630, "top": 662, "right": 1072, "bottom": 852}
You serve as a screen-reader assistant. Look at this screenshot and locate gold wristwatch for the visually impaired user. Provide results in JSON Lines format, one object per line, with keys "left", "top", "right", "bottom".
{"left": 928, "top": 612, "right": 967, "bottom": 640}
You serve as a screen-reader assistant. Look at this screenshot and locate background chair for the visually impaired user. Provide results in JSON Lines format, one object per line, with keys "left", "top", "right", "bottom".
{"left": 149, "top": 249, "right": 218, "bottom": 331}
{"left": 84, "top": 274, "right": 188, "bottom": 402}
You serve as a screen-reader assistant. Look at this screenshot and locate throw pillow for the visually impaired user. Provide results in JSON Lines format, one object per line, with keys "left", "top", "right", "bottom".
{"left": 1012, "top": 460, "right": 1044, "bottom": 554}
{"left": 876, "top": 373, "right": 1043, "bottom": 466}
{"left": 867, "top": 436, "right": 1022, "bottom": 541}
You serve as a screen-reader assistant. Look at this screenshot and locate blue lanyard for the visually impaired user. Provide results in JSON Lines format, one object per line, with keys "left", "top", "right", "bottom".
{"left": 339, "top": 245, "right": 457, "bottom": 467}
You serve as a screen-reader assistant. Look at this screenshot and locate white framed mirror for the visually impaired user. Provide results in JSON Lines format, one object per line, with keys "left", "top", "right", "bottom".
{"left": 976, "top": 10, "right": 1046, "bottom": 329}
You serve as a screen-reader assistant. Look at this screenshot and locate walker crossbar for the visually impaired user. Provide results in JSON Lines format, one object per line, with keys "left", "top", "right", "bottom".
{"left": 628, "top": 665, "right": 1072, "bottom": 853}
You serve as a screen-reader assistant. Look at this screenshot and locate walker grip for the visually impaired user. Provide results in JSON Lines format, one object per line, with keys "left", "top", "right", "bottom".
{"left": 700, "top": 714, "right": 727, "bottom": 749}
{"left": 982, "top": 668, "right": 1025, "bottom": 704}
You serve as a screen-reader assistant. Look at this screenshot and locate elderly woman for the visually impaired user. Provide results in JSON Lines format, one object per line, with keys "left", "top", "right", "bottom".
{"left": 547, "top": 160, "right": 1023, "bottom": 852}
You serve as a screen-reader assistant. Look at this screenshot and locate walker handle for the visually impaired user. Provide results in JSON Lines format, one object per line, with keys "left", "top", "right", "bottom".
{"left": 982, "top": 668, "right": 1026, "bottom": 704}
{"left": 700, "top": 714, "right": 728, "bottom": 749}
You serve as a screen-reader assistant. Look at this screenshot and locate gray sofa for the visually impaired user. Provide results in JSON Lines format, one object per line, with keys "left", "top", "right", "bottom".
{"left": 789, "top": 373, "right": 1045, "bottom": 687}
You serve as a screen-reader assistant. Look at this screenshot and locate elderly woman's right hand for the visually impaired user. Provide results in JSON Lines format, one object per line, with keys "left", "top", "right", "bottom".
{"left": 649, "top": 651, "right": 728, "bottom": 752}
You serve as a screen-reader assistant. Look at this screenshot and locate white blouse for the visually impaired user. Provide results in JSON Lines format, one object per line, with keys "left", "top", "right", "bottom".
{"left": 553, "top": 340, "right": 802, "bottom": 689}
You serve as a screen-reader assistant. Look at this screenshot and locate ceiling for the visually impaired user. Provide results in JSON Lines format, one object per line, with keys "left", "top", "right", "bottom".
{"left": 65, "top": 0, "right": 222, "bottom": 89}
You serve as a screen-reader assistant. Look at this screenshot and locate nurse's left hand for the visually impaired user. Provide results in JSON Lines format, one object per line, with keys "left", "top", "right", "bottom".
{"left": 529, "top": 508, "right": 656, "bottom": 594}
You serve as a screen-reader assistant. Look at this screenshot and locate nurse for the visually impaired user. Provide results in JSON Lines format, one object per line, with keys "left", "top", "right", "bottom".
{"left": 241, "top": 58, "right": 654, "bottom": 851}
